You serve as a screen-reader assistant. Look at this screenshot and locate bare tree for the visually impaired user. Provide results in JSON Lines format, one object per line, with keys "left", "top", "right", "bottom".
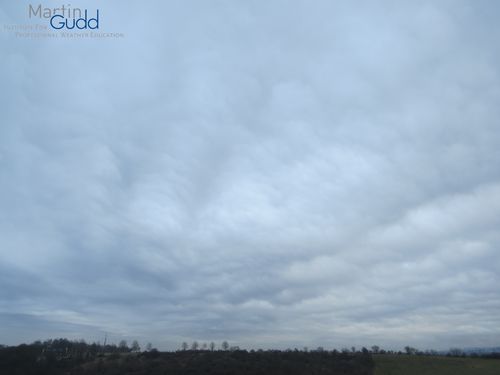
{"left": 131, "top": 340, "right": 140, "bottom": 352}
{"left": 118, "top": 340, "right": 128, "bottom": 352}
{"left": 221, "top": 341, "right": 229, "bottom": 351}
{"left": 404, "top": 346, "right": 417, "bottom": 355}
{"left": 209, "top": 342, "right": 215, "bottom": 351}
{"left": 371, "top": 345, "right": 380, "bottom": 354}
{"left": 181, "top": 342, "right": 188, "bottom": 351}
{"left": 191, "top": 341, "right": 199, "bottom": 351}
{"left": 449, "top": 348, "right": 463, "bottom": 357}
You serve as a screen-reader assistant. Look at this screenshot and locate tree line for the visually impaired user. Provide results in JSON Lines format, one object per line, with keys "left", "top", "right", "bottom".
{"left": 0, "top": 340, "right": 375, "bottom": 375}
{"left": 1, "top": 338, "right": 499, "bottom": 375}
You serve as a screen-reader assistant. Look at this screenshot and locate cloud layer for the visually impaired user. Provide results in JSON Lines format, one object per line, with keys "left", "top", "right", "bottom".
{"left": 1, "top": 0, "right": 500, "bottom": 350}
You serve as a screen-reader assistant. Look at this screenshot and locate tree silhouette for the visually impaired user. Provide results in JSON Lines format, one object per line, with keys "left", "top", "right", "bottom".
{"left": 404, "top": 346, "right": 416, "bottom": 355}
{"left": 131, "top": 340, "right": 140, "bottom": 352}
{"left": 118, "top": 340, "right": 128, "bottom": 352}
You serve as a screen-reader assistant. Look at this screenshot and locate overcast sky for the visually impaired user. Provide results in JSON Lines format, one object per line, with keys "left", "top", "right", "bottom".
{"left": 1, "top": 0, "right": 500, "bottom": 351}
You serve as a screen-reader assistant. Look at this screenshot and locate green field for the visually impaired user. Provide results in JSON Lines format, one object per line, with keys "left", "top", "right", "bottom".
{"left": 374, "top": 354, "right": 500, "bottom": 375}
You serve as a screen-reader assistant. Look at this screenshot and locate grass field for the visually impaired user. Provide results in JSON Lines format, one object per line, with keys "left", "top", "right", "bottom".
{"left": 374, "top": 354, "right": 500, "bottom": 375}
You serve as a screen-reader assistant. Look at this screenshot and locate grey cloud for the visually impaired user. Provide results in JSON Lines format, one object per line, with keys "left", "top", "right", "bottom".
{"left": 1, "top": 0, "right": 500, "bottom": 351}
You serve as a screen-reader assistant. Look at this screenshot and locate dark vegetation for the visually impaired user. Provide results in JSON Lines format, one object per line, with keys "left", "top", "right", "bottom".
{"left": 78, "top": 350, "right": 373, "bottom": 375}
{"left": 0, "top": 339, "right": 373, "bottom": 375}
{"left": 1, "top": 339, "right": 499, "bottom": 375}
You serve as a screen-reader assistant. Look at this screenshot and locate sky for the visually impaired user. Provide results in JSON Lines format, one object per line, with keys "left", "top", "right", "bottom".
{"left": 1, "top": 0, "right": 500, "bottom": 351}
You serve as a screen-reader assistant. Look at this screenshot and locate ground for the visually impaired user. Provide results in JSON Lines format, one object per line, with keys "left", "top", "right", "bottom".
{"left": 374, "top": 354, "right": 500, "bottom": 375}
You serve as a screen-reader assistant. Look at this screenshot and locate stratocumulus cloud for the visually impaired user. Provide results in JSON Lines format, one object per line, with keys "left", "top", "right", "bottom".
{"left": 0, "top": 0, "right": 499, "bottom": 350}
